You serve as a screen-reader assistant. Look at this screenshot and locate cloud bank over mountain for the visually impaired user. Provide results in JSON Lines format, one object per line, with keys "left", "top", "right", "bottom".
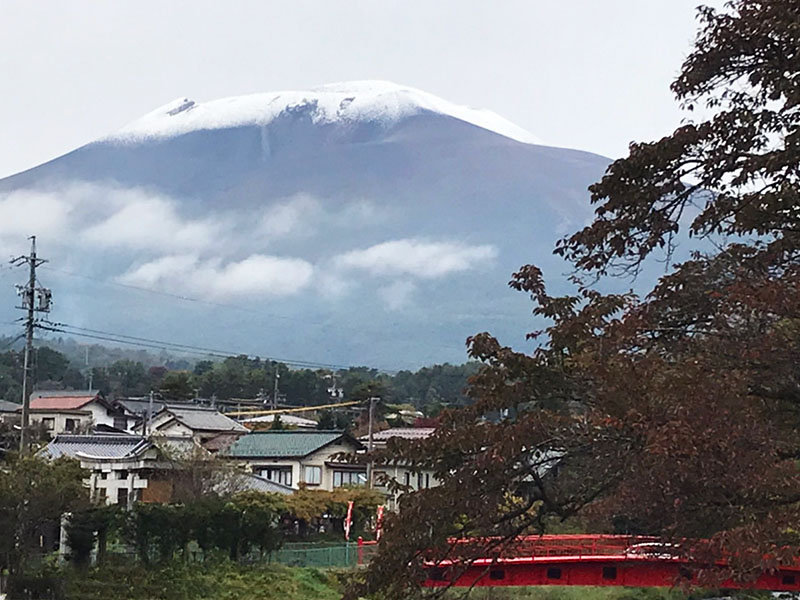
{"left": 0, "top": 82, "right": 611, "bottom": 369}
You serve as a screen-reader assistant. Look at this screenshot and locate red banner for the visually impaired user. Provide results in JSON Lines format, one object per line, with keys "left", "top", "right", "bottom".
{"left": 375, "top": 505, "right": 385, "bottom": 541}
{"left": 344, "top": 500, "right": 354, "bottom": 541}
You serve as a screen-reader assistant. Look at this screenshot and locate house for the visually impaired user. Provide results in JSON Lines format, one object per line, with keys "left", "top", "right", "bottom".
{"left": 362, "top": 427, "right": 436, "bottom": 448}
{"left": 223, "top": 430, "right": 365, "bottom": 490}
{"left": 0, "top": 399, "right": 20, "bottom": 423}
{"left": 135, "top": 404, "right": 247, "bottom": 443}
{"left": 28, "top": 391, "right": 131, "bottom": 436}
{"left": 112, "top": 397, "right": 168, "bottom": 428}
{"left": 360, "top": 427, "right": 439, "bottom": 510}
{"left": 240, "top": 413, "right": 319, "bottom": 429}
{"left": 43, "top": 434, "right": 158, "bottom": 507}
{"left": 42, "top": 432, "right": 295, "bottom": 508}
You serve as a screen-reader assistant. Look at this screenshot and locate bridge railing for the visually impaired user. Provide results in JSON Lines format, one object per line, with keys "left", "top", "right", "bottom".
{"left": 429, "top": 534, "right": 667, "bottom": 564}
{"left": 504, "top": 534, "right": 660, "bottom": 558}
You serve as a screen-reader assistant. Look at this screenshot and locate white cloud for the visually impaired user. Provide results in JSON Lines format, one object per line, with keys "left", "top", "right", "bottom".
{"left": 118, "top": 253, "right": 313, "bottom": 298}
{"left": 0, "top": 189, "right": 73, "bottom": 239}
{"left": 0, "top": 183, "right": 228, "bottom": 258}
{"left": 82, "top": 196, "right": 221, "bottom": 252}
{"left": 333, "top": 199, "right": 388, "bottom": 226}
{"left": 259, "top": 194, "right": 321, "bottom": 238}
{"left": 378, "top": 280, "right": 417, "bottom": 310}
{"left": 317, "top": 272, "right": 353, "bottom": 299}
{"left": 333, "top": 238, "right": 497, "bottom": 279}
{"left": 257, "top": 195, "right": 390, "bottom": 240}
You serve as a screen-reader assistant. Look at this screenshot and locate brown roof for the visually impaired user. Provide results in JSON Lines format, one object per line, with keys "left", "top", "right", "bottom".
{"left": 29, "top": 392, "right": 100, "bottom": 411}
{"left": 202, "top": 431, "right": 244, "bottom": 452}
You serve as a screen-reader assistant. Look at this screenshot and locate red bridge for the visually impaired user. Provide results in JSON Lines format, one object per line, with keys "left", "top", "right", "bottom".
{"left": 417, "top": 535, "right": 800, "bottom": 592}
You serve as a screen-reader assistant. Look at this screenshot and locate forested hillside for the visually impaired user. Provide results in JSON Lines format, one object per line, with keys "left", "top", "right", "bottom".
{"left": 0, "top": 337, "right": 478, "bottom": 411}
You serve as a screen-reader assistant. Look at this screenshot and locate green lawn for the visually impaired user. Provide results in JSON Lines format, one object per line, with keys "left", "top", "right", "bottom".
{"left": 22, "top": 562, "right": 776, "bottom": 600}
{"left": 63, "top": 562, "right": 341, "bottom": 600}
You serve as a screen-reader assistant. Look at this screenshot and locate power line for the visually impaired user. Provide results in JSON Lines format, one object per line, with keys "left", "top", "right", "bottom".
{"left": 42, "top": 321, "right": 395, "bottom": 373}
{"left": 228, "top": 399, "right": 362, "bottom": 417}
{"left": 39, "top": 265, "right": 468, "bottom": 356}
{"left": 40, "top": 265, "right": 324, "bottom": 324}
{"left": 40, "top": 265, "right": 479, "bottom": 363}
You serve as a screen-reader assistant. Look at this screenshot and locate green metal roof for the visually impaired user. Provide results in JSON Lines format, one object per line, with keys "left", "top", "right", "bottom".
{"left": 223, "top": 430, "right": 361, "bottom": 459}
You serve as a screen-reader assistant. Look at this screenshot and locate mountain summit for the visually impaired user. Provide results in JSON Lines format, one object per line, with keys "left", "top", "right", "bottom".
{"left": 0, "top": 82, "right": 610, "bottom": 369}
{"left": 107, "top": 81, "right": 542, "bottom": 146}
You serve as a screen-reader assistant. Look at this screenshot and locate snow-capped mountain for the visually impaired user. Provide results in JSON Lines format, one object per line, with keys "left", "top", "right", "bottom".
{"left": 107, "top": 81, "right": 542, "bottom": 146}
{"left": 0, "top": 81, "right": 611, "bottom": 369}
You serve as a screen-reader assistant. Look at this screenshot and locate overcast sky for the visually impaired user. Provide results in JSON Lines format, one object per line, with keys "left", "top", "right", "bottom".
{"left": 0, "top": 0, "right": 721, "bottom": 179}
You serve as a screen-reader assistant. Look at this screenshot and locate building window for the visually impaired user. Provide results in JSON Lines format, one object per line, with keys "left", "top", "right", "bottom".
{"left": 42, "top": 418, "right": 55, "bottom": 431}
{"left": 374, "top": 471, "right": 386, "bottom": 487}
{"left": 303, "top": 466, "right": 321, "bottom": 485}
{"left": 425, "top": 473, "right": 430, "bottom": 489}
{"left": 417, "top": 473, "right": 423, "bottom": 490}
{"left": 404, "top": 472, "right": 410, "bottom": 488}
{"left": 117, "top": 488, "right": 128, "bottom": 506}
{"left": 113, "top": 416, "right": 127, "bottom": 430}
{"left": 333, "top": 470, "right": 367, "bottom": 488}
{"left": 260, "top": 467, "right": 292, "bottom": 487}
{"left": 64, "top": 418, "right": 77, "bottom": 432}
{"left": 118, "top": 470, "right": 129, "bottom": 480}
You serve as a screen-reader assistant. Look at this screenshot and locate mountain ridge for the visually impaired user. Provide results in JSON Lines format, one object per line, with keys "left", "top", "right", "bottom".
{"left": 0, "top": 82, "right": 611, "bottom": 369}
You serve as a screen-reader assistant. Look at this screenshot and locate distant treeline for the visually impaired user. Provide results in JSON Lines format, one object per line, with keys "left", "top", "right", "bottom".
{"left": 0, "top": 337, "right": 479, "bottom": 413}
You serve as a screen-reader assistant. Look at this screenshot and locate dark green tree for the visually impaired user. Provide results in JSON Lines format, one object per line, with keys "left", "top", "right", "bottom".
{"left": 34, "top": 347, "right": 69, "bottom": 382}
{"left": 159, "top": 371, "right": 195, "bottom": 401}
{"left": 0, "top": 456, "right": 87, "bottom": 574}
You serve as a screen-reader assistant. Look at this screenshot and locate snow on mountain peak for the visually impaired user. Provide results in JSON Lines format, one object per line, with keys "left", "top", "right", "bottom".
{"left": 106, "top": 81, "right": 542, "bottom": 145}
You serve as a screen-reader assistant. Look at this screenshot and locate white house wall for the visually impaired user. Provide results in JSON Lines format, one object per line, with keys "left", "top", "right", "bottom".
{"left": 86, "top": 401, "right": 115, "bottom": 428}
{"left": 153, "top": 420, "right": 194, "bottom": 438}
{"left": 29, "top": 411, "right": 92, "bottom": 435}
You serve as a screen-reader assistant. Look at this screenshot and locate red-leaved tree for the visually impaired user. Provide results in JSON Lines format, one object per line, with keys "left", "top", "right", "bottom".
{"left": 349, "top": 1, "right": 800, "bottom": 597}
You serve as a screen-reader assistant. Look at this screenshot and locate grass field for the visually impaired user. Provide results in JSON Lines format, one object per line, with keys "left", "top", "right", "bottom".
{"left": 63, "top": 562, "right": 341, "bottom": 600}
{"left": 21, "top": 561, "right": 775, "bottom": 599}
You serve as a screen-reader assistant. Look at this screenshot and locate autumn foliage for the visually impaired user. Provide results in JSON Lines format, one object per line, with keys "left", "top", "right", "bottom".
{"left": 351, "top": 1, "right": 800, "bottom": 597}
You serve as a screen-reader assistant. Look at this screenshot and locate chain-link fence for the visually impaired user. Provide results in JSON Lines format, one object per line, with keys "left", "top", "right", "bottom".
{"left": 266, "top": 540, "right": 379, "bottom": 568}
{"left": 96, "top": 541, "right": 380, "bottom": 569}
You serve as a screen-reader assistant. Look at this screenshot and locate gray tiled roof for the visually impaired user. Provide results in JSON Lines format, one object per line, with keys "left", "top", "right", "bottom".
{"left": 115, "top": 398, "right": 167, "bottom": 416}
{"left": 236, "top": 473, "right": 294, "bottom": 495}
{"left": 361, "top": 427, "right": 436, "bottom": 442}
{"left": 0, "top": 399, "right": 20, "bottom": 413}
{"left": 32, "top": 390, "right": 100, "bottom": 398}
{"left": 44, "top": 434, "right": 151, "bottom": 460}
{"left": 163, "top": 406, "right": 247, "bottom": 433}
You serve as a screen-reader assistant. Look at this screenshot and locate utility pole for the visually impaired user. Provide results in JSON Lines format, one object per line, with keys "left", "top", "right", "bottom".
{"left": 85, "top": 346, "right": 93, "bottom": 391}
{"left": 272, "top": 371, "right": 280, "bottom": 410}
{"left": 146, "top": 390, "right": 154, "bottom": 436}
{"left": 366, "top": 396, "right": 378, "bottom": 488}
{"left": 10, "top": 236, "right": 50, "bottom": 455}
